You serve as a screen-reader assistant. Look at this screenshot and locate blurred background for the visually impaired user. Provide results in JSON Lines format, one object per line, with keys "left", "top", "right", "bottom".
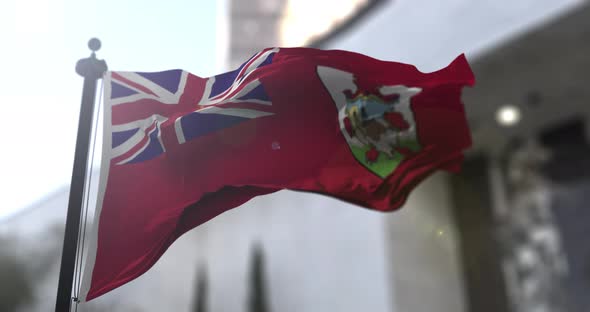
{"left": 1, "top": 0, "right": 589, "bottom": 311}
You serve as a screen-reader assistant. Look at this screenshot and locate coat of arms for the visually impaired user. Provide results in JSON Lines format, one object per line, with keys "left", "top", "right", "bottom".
{"left": 318, "top": 66, "right": 423, "bottom": 178}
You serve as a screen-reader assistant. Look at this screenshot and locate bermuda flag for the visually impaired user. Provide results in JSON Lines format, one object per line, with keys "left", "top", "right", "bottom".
{"left": 80, "top": 47, "right": 475, "bottom": 300}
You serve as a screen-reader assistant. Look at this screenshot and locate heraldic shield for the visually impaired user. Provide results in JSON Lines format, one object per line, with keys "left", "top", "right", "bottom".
{"left": 317, "top": 65, "right": 423, "bottom": 178}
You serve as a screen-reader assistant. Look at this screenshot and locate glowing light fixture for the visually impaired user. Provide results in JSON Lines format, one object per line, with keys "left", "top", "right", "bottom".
{"left": 496, "top": 105, "right": 521, "bottom": 126}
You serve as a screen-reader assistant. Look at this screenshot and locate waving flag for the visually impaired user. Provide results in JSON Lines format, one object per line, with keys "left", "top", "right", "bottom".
{"left": 81, "top": 47, "right": 475, "bottom": 301}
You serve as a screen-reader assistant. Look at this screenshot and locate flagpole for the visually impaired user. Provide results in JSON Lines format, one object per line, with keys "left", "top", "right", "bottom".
{"left": 55, "top": 38, "right": 107, "bottom": 312}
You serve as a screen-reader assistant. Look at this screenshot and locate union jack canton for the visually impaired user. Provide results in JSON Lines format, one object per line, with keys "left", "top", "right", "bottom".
{"left": 106, "top": 48, "right": 279, "bottom": 165}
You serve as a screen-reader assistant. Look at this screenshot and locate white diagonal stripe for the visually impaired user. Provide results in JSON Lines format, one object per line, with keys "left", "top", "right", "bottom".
{"left": 198, "top": 76, "right": 216, "bottom": 105}
{"left": 156, "top": 120, "right": 166, "bottom": 152}
{"left": 111, "top": 115, "right": 168, "bottom": 158}
{"left": 111, "top": 130, "right": 144, "bottom": 158}
{"left": 197, "top": 106, "right": 273, "bottom": 119}
{"left": 110, "top": 71, "right": 188, "bottom": 106}
{"left": 174, "top": 116, "right": 186, "bottom": 144}
{"left": 223, "top": 99, "right": 271, "bottom": 106}
{"left": 112, "top": 114, "right": 168, "bottom": 132}
{"left": 115, "top": 125, "right": 159, "bottom": 165}
{"left": 239, "top": 48, "right": 279, "bottom": 82}
{"left": 206, "top": 48, "right": 278, "bottom": 105}
{"left": 117, "top": 72, "right": 176, "bottom": 100}
{"left": 203, "top": 78, "right": 265, "bottom": 106}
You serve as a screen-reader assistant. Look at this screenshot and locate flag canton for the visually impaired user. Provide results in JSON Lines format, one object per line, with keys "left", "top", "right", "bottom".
{"left": 107, "top": 48, "right": 279, "bottom": 165}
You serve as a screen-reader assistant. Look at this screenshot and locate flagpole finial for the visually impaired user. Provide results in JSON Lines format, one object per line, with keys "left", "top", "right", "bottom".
{"left": 88, "top": 38, "right": 101, "bottom": 52}
{"left": 76, "top": 38, "right": 108, "bottom": 79}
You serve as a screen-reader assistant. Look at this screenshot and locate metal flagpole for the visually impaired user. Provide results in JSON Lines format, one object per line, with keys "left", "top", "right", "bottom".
{"left": 55, "top": 38, "right": 107, "bottom": 312}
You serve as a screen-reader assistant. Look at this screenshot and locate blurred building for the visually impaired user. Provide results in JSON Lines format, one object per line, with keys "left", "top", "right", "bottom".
{"left": 462, "top": 3, "right": 590, "bottom": 311}
{"left": 1, "top": 1, "right": 589, "bottom": 312}
{"left": 227, "top": 0, "right": 286, "bottom": 69}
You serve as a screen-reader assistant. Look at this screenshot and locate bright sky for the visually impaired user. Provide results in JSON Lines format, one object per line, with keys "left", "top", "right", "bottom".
{"left": 0, "top": 0, "right": 220, "bottom": 220}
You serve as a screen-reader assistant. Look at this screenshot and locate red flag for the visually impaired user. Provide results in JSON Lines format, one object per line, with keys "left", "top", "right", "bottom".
{"left": 81, "top": 47, "right": 475, "bottom": 300}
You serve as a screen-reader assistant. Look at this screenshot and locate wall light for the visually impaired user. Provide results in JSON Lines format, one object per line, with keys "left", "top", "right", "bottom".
{"left": 496, "top": 105, "right": 521, "bottom": 127}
